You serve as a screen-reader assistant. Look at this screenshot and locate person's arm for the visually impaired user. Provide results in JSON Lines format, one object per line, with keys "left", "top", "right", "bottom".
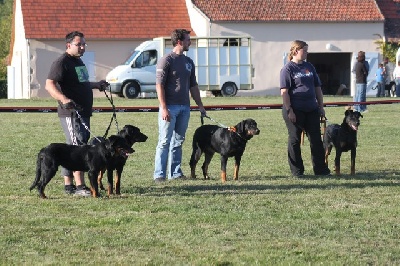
{"left": 189, "top": 85, "right": 206, "bottom": 115}
{"left": 156, "top": 83, "right": 170, "bottom": 121}
{"left": 315, "top": 86, "right": 325, "bottom": 117}
{"left": 45, "top": 79, "right": 70, "bottom": 105}
{"left": 281, "top": 88, "right": 295, "bottom": 123}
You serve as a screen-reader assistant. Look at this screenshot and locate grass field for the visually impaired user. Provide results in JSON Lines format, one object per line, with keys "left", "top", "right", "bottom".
{"left": 1, "top": 96, "right": 400, "bottom": 265}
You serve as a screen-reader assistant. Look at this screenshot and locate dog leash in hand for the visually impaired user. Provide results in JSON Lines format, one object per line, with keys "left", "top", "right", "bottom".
{"left": 102, "top": 86, "right": 120, "bottom": 138}
{"left": 74, "top": 109, "right": 103, "bottom": 143}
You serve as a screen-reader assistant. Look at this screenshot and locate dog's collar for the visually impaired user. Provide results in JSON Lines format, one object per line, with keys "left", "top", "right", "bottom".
{"left": 228, "top": 126, "right": 247, "bottom": 141}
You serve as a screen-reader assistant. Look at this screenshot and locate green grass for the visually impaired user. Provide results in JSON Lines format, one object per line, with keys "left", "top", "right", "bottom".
{"left": 1, "top": 96, "right": 400, "bottom": 265}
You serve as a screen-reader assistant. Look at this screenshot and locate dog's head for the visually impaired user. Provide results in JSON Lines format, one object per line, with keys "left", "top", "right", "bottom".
{"left": 344, "top": 110, "right": 363, "bottom": 131}
{"left": 119, "top": 125, "right": 148, "bottom": 146}
{"left": 106, "top": 135, "right": 135, "bottom": 158}
{"left": 235, "top": 118, "right": 260, "bottom": 140}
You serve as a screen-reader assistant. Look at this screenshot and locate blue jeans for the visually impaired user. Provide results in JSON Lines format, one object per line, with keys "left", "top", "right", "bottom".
{"left": 353, "top": 83, "right": 367, "bottom": 112}
{"left": 396, "top": 78, "right": 400, "bottom": 97}
{"left": 154, "top": 105, "right": 190, "bottom": 179}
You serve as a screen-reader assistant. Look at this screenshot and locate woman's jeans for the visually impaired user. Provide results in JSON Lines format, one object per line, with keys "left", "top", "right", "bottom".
{"left": 396, "top": 78, "right": 400, "bottom": 97}
{"left": 353, "top": 83, "right": 367, "bottom": 112}
{"left": 154, "top": 105, "right": 190, "bottom": 179}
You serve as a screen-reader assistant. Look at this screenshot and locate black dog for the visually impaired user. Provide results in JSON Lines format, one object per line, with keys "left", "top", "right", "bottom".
{"left": 323, "top": 110, "right": 363, "bottom": 175}
{"left": 89, "top": 125, "right": 148, "bottom": 196}
{"left": 189, "top": 118, "right": 260, "bottom": 182}
{"left": 30, "top": 135, "right": 134, "bottom": 198}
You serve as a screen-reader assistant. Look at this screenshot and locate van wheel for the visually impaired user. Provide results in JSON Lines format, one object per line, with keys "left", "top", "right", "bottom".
{"left": 122, "top": 81, "right": 140, "bottom": 99}
{"left": 221, "top": 82, "right": 237, "bottom": 96}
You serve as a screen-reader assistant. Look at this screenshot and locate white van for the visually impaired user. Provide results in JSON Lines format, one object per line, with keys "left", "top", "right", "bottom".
{"left": 106, "top": 36, "right": 254, "bottom": 98}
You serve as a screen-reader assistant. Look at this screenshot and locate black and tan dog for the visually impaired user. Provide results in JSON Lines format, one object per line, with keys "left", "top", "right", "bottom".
{"left": 30, "top": 135, "right": 134, "bottom": 198}
{"left": 89, "top": 125, "right": 148, "bottom": 195}
{"left": 189, "top": 118, "right": 260, "bottom": 182}
{"left": 323, "top": 110, "right": 363, "bottom": 175}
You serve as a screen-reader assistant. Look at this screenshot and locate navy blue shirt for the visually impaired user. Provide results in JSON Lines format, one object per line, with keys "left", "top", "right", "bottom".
{"left": 280, "top": 61, "right": 321, "bottom": 112}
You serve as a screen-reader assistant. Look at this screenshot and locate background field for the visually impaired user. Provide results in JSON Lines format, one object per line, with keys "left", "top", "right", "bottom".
{"left": 1, "top": 96, "right": 400, "bottom": 265}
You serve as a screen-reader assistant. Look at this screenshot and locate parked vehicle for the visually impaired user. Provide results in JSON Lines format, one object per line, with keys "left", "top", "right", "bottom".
{"left": 106, "top": 36, "right": 254, "bottom": 98}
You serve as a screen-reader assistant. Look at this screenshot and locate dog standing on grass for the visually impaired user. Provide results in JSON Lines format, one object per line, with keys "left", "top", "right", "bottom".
{"left": 89, "top": 125, "right": 148, "bottom": 196}
{"left": 323, "top": 110, "right": 363, "bottom": 175}
{"left": 30, "top": 135, "right": 134, "bottom": 198}
{"left": 189, "top": 118, "right": 260, "bottom": 182}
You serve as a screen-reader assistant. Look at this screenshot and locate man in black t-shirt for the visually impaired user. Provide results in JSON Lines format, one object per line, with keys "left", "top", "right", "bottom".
{"left": 45, "top": 31, "right": 108, "bottom": 196}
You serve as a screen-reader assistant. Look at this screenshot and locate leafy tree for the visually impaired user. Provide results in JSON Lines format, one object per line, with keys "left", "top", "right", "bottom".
{"left": 374, "top": 34, "right": 400, "bottom": 62}
{"left": 0, "top": 0, "right": 12, "bottom": 80}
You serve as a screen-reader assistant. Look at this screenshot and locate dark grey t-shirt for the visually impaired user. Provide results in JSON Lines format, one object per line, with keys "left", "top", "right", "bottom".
{"left": 156, "top": 51, "right": 197, "bottom": 105}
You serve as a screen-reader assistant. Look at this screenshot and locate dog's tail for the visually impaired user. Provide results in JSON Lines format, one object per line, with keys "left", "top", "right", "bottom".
{"left": 30, "top": 150, "right": 43, "bottom": 191}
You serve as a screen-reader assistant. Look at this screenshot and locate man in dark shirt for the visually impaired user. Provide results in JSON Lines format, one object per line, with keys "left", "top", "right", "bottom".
{"left": 153, "top": 29, "right": 206, "bottom": 182}
{"left": 45, "top": 31, "right": 108, "bottom": 196}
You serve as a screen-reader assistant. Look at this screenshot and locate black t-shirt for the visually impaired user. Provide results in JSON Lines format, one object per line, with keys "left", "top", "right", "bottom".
{"left": 47, "top": 53, "right": 93, "bottom": 117}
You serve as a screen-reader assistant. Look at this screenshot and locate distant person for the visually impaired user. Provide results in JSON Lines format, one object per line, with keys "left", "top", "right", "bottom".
{"left": 353, "top": 51, "right": 369, "bottom": 113}
{"left": 375, "top": 63, "right": 385, "bottom": 97}
{"left": 153, "top": 29, "right": 206, "bottom": 183}
{"left": 45, "top": 31, "right": 108, "bottom": 196}
{"left": 393, "top": 61, "right": 400, "bottom": 97}
{"left": 383, "top": 57, "right": 395, "bottom": 97}
{"left": 280, "top": 40, "right": 330, "bottom": 177}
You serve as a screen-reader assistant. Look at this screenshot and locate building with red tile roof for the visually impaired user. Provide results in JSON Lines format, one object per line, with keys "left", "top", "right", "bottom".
{"left": 8, "top": 0, "right": 400, "bottom": 98}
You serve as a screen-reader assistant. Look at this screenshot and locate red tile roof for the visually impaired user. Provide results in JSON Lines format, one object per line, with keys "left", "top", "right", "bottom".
{"left": 192, "top": 0, "right": 384, "bottom": 22}
{"left": 21, "top": 0, "right": 193, "bottom": 39}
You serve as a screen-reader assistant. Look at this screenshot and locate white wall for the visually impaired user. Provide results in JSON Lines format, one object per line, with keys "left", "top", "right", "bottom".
{"left": 9, "top": 0, "right": 30, "bottom": 99}
{"left": 29, "top": 39, "right": 144, "bottom": 98}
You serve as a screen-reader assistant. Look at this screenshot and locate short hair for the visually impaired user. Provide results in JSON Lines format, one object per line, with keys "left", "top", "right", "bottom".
{"left": 357, "top": 51, "right": 365, "bottom": 62}
{"left": 288, "top": 40, "right": 308, "bottom": 61}
{"left": 171, "top": 29, "right": 191, "bottom": 47}
{"left": 65, "top": 31, "right": 84, "bottom": 43}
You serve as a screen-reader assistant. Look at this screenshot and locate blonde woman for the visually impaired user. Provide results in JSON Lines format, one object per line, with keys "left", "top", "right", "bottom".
{"left": 280, "top": 40, "right": 330, "bottom": 177}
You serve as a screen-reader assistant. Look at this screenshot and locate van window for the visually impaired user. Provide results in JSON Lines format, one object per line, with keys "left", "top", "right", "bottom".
{"left": 134, "top": 50, "right": 158, "bottom": 68}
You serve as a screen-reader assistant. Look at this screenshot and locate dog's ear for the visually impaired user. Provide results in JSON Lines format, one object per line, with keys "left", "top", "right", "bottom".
{"left": 345, "top": 109, "right": 353, "bottom": 116}
{"left": 235, "top": 120, "right": 246, "bottom": 134}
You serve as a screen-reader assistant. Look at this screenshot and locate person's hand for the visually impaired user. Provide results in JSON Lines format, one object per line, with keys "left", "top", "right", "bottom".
{"left": 199, "top": 106, "right": 207, "bottom": 117}
{"left": 59, "top": 100, "right": 82, "bottom": 111}
{"left": 98, "top": 80, "right": 109, "bottom": 91}
{"left": 161, "top": 107, "right": 170, "bottom": 122}
{"left": 319, "top": 107, "right": 326, "bottom": 118}
{"left": 287, "top": 108, "right": 296, "bottom": 123}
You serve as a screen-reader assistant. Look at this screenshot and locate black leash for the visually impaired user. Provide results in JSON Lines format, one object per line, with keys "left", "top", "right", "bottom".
{"left": 102, "top": 86, "right": 120, "bottom": 138}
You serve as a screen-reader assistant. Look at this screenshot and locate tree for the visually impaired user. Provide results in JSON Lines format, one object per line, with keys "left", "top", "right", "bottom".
{"left": 0, "top": 0, "right": 12, "bottom": 80}
{"left": 374, "top": 34, "right": 399, "bottom": 62}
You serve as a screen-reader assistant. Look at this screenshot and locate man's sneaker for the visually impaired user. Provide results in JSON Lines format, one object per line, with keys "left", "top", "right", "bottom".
{"left": 74, "top": 185, "right": 91, "bottom": 197}
{"left": 65, "top": 185, "right": 76, "bottom": 195}
{"left": 154, "top": 177, "right": 166, "bottom": 183}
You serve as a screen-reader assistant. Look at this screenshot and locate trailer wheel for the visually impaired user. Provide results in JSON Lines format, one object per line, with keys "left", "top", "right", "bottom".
{"left": 122, "top": 81, "right": 140, "bottom": 99}
{"left": 221, "top": 82, "right": 237, "bottom": 97}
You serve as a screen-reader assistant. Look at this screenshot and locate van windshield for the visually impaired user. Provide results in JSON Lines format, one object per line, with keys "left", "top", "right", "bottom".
{"left": 123, "top": 50, "right": 140, "bottom": 65}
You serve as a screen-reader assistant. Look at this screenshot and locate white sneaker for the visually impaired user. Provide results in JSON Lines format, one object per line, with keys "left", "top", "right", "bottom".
{"left": 74, "top": 188, "right": 91, "bottom": 197}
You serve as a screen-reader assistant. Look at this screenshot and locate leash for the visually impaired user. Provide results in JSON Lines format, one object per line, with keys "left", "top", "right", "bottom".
{"left": 58, "top": 101, "right": 103, "bottom": 143}
{"left": 73, "top": 109, "right": 103, "bottom": 143}
{"left": 201, "top": 114, "right": 247, "bottom": 141}
{"left": 101, "top": 86, "right": 120, "bottom": 138}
